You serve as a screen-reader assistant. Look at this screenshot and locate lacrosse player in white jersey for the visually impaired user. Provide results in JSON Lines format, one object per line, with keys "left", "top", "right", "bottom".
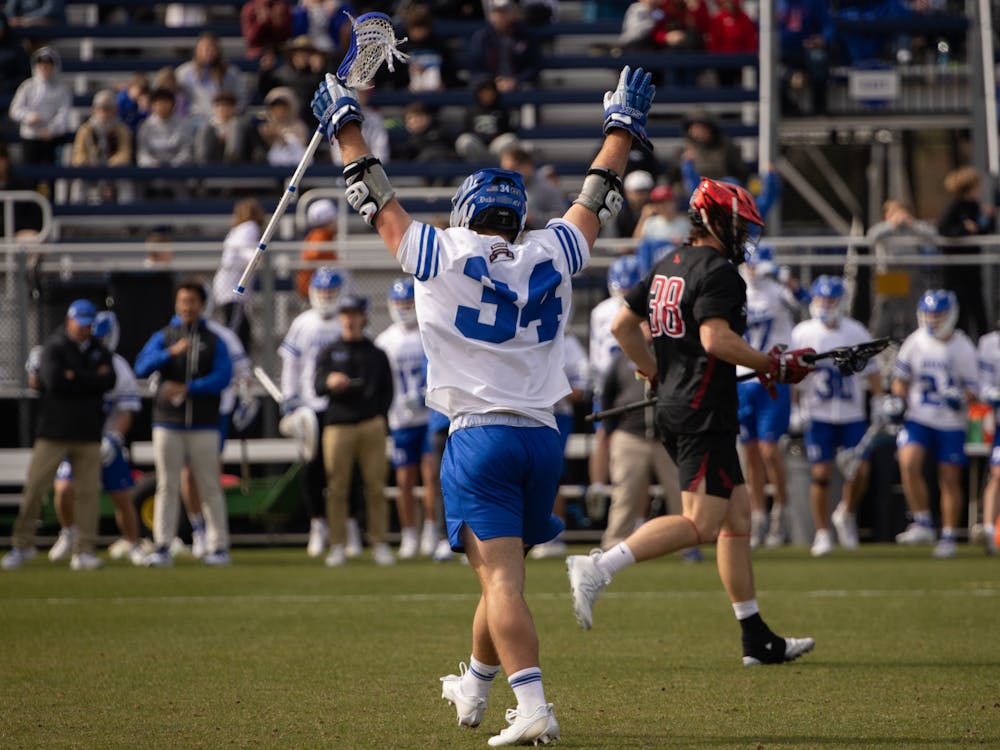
{"left": 587, "top": 253, "right": 641, "bottom": 507}
{"left": 790, "top": 276, "right": 883, "bottom": 557}
{"left": 737, "top": 245, "right": 809, "bottom": 548}
{"left": 313, "top": 64, "right": 654, "bottom": 747}
{"left": 279, "top": 266, "right": 362, "bottom": 558}
{"left": 892, "top": 290, "right": 979, "bottom": 558}
{"left": 976, "top": 318, "right": 1000, "bottom": 554}
{"left": 44, "top": 311, "right": 145, "bottom": 567}
{"left": 375, "top": 277, "right": 441, "bottom": 559}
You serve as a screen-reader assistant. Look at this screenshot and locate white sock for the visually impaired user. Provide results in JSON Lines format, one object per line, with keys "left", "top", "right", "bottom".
{"left": 914, "top": 510, "right": 932, "bottom": 526}
{"left": 461, "top": 656, "right": 499, "bottom": 700}
{"left": 401, "top": 527, "right": 418, "bottom": 542}
{"left": 508, "top": 667, "right": 546, "bottom": 714}
{"left": 941, "top": 527, "right": 956, "bottom": 541}
{"left": 422, "top": 519, "right": 437, "bottom": 534}
{"left": 732, "top": 598, "right": 759, "bottom": 621}
{"left": 595, "top": 542, "right": 636, "bottom": 579}
{"left": 188, "top": 512, "right": 205, "bottom": 532}
{"left": 985, "top": 523, "right": 996, "bottom": 538}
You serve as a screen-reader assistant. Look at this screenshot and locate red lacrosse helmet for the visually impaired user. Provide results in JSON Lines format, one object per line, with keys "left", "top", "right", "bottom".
{"left": 688, "top": 177, "right": 764, "bottom": 265}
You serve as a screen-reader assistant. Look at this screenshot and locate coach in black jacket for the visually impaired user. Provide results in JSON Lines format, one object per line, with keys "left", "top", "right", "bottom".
{"left": 4, "top": 299, "right": 116, "bottom": 571}
{"left": 314, "top": 294, "right": 394, "bottom": 565}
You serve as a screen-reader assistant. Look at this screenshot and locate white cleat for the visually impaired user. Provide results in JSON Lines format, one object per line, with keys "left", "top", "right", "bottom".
{"left": 49, "top": 528, "right": 76, "bottom": 562}
{"left": 530, "top": 539, "right": 567, "bottom": 560}
{"left": 743, "top": 636, "right": 815, "bottom": 666}
{"left": 488, "top": 703, "right": 560, "bottom": 747}
{"left": 440, "top": 662, "right": 487, "bottom": 728}
{"left": 70, "top": 552, "right": 104, "bottom": 571}
{"left": 191, "top": 530, "right": 207, "bottom": 560}
{"left": 420, "top": 523, "right": 439, "bottom": 557}
{"left": 143, "top": 548, "right": 173, "bottom": 568}
{"left": 895, "top": 522, "right": 936, "bottom": 545}
{"left": 307, "top": 517, "right": 328, "bottom": 558}
{"left": 324, "top": 544, "right": 346, "bottom": 567}
{"left": 345, "top": 519, "right": 363, "bottom": 559}
{"left": 2, "top": 546, "right": 37, "bottom": 570}
{"left": 202, "top": 549, "right": 231, "bottom": 566}
{"left": 432, "top": 538, "right": 454, "bottom": 562}
{"left": 566, "top": 549, "right": 610, "bottom": 630}
{"left": 831, "top": 506, "right": 859, "bottom": 550}
{"left": 168, "top": 537, "right": 190, "bottom": 558}
{"left": 810, "top": 529, "right": 834, "bottom": 558}
{"left": 128, "top": 543, "right": 146, "bottom": 567}
{"left": 932, "top": 538, "right": 957, "bottom": 559}
{"left": 398, "top": 529, "right": 419, "bottom": 560}
{"left": 372, "top": 543, "right": 396, "bottom": 566}
{"left": 107, "top": 537, "right": 133, "bottom": 560}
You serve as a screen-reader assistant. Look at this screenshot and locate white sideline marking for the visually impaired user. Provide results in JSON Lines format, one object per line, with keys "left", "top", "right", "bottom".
{"left": 5, "top": 587, "right": 998, "bottom": 607}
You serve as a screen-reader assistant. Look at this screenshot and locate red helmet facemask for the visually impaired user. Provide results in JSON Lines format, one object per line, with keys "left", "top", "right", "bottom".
{"left": 688, "top": 177, "right": 764, "bottom": 265}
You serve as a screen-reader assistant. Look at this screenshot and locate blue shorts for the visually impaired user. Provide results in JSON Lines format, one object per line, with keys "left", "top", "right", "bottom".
{"left": 55, "top": 445, "right": 135, "bottom": 493}
{"left": 804, "top": 420, "right": 867, "bottom": 464}
{"left": 991, "top": 430, "right": 1000, "bottom": 468}
{"left": 738, "top": 380, "right": 791, "bottom": 443}
{"left": 897, "top": 420, "right": 968, "bottom": 466}
{"left": 390, "top": 424, "right": 432, "bottom": 469}
{"left": 555, "top": 413, "right": 574, "bottom": 451}
{"left": 440, "top": 425, "right": 564, "bottom": 552}
{"left": 590, "top": 395, "right": 604, "bottom": 430}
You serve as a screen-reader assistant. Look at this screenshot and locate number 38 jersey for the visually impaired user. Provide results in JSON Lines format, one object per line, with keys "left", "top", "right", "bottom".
{"left": 624, "top": 243, "right": 746, "bottom": 434}
{"left": 397, "top": 219, "right": 589, "bottom": 430}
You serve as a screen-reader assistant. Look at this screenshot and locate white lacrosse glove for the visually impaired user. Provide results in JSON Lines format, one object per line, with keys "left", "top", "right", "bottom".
{"left": 603, "top": 66, "right": 655, "bottom": 152}
{"left": 311, "top": 73, "right": 364, "bottom": 141}
{"left": 874, "top": 394, "right": 906, "bottom": 424}
{"left": 100, "top": 431, "right": 124, "bottom": 467}
{"left": 940, "top": 386, "right": 964, "bottom": 412}
{"left": 982, "top": 386, "right": 1000, "bottom": 408}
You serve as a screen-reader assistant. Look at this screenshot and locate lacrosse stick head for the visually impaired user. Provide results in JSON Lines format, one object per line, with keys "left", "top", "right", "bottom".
{"left": 337, "top": 12, "right": 409, "bottom": 90}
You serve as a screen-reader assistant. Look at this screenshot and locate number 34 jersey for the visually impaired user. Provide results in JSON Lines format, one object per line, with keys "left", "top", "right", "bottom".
{"left": 397, "top": 219, "right": 589, "bottom": 429}
{"left": 625, "top": 243, "right": 747, "bottom": 434}
{"left": 790, "top": 317, "right": 876, "bottom": 424}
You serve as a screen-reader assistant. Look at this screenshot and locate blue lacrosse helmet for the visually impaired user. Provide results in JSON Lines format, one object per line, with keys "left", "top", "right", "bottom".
{"left": 388, "top": 277, "right": 417, "bottom": 326}
{"left": 917, "top": 289, "right": 958, "bottom": 340}
{"left": 809, "top": 275, "right": 846, "bottom": 326}
{"left": 92, "top": 310, "right": 120, "bottom": 352}
{"left": 450, "top": 168, "right": 527, "bottom": 237}
{"left": 745, "top": 244, "right": 777, "bottom": 277}
{"left": 309, "top": 267, "right": 345, "bottom": 318}
{"left": 607, "top": 254, "right": 642, "bottom": 298}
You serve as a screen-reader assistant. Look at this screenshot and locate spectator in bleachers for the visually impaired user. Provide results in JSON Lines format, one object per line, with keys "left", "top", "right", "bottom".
{"left": 3, "top": 0, "right": 65, "bottom": 26}
{"left": 776, "top": 0, "right": 833, "bottom": 116}
{"left": 259, "top": 35, "right": 323, "bottom": 124}
{"left": 241, "top": 0, "right": 294, "bottom": 61}
{"left": 194, "top": 90, "right": 251, "bottom": 164}
{"left": 671, "top": 107, "right": 747, "bottom": 192}
{"left": 116, "top": 73, "right": 151, "bottom": 135}
{"left": 8, "top": 46, "right": 71, "bottom": 166}
{"left": 520, "top": 0, "right": 558, "bottom": 24}
{"left": 620, "top": 0, "right": 668, "bottom": 52}
{"left": 212, "top": 198, "right": 265, "bottom": 352}
{"left": 136, "top": 88, "right": 194, "bottom": 168}
{"left": 614, "top": 169, "right": 654, "bottom": 239}
{"left": 70, "top": 89, "right": 133, "bottom": 204}
{"left": 499, "top": 144, "right": 569, "bottom": 230}
{"left": 633, "top": 183, "right": 689, "bottom": 273}
{"left": 704, "top": 0, "right": 757, "bottom": 86}
{"left": 328, "top": 88, "right": 388, "bottom": 166}
{"left": 391, "top": 101, "right": 456, "bottom": 184}
{"left": 295, "top": 199, "right": 339, "bottom": 299}
{"left": 831, "top": 0, "right": 912, "bottom": 66}
{"left": 466, "top": 0, "right": 542, "bottom": 94}
{"left": 378, "top": 3, "right": 459, "bottom": 92}
{"left": 152, "top": 65, "right": 190, "bottom": 119}
{"left": 0, "top": 12, "right": 30, "bottom": 98}
{"left": 164, "top": 2, "right": 207, "bottom": 28}
{"left": 256, "top": 85, "right": 308, "bottom": 166}
{"left": 454, "top": 78, "right": 518, "bottom": 162}
{"left": 291, "top": 0, "right": 351, "bottom": 55}
{"left": 584, "top": 0, "right": 632, "bottom": 22}
{"left": 176, "top": 32, "right": 248, "bottom": 122}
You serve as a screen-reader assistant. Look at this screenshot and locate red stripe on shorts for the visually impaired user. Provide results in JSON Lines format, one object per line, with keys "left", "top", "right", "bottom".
{"left": 690, "top": 354, "right": 716, "bottom": 409}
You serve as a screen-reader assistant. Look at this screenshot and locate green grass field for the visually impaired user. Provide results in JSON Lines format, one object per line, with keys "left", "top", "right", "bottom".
{"left": 1, "top": 544, "right": 998, "bottom": 749}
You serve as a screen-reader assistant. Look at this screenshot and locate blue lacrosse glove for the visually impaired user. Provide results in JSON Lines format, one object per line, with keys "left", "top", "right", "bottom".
{"left": 603, "top": 66, "right": 655, "bottom": 152}
{"left": 940, "top": 386, "right": 964, "bottom": 412}
{"left": 311, "top": 73, "right": 364, "bottom": 141}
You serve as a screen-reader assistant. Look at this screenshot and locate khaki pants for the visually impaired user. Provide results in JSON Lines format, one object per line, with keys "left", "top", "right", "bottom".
{"left": 602, "top": 430, "right": 680, "bottom": 549}
{"left": 13, "top": 438, "right": 101, "bottom": 554}
{"left": 322, "top": 416, "right": 388, "bottom": 546}
{"left": 152, "top": 427, "right": 229, "bottom": 552}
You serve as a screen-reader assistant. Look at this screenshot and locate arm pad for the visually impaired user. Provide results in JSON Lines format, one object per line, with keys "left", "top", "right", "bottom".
{"left": 573, "top": 167, "right": 624, "bottom": 226}
{"left": 343, "top": 154, "right": 396, "bottom": 226}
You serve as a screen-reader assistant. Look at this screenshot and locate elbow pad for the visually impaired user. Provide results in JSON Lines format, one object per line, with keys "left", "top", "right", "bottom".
{"left": 574, "top": 167, "right": 624, "bottom": 226}
{"left": 343, "top": 154, "right": 395, "bottom": 226}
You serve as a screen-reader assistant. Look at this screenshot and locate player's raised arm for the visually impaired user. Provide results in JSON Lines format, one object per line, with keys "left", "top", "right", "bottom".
{"left": 311, "top": 76, "right": 412, "bottom": 256}
{"left": 563, "top": 66, "right": 655, "bottom": 249}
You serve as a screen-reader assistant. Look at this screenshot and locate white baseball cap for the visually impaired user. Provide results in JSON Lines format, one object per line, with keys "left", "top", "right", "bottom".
{"left": 624, "top": 170, "right": 654, "bottom": 192}
{"left": 306, "top": 199, "right": 338, "bottom": 227}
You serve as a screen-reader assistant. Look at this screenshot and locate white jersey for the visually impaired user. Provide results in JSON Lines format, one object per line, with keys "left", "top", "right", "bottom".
{"left": 737, "top": 277, "right": 801, "bottom": 377}
{"left": 206, "top": 319, "right": 250, "bottom": 415}
{"left": 589, "top": 295, "right": 623, "bottom": 399}
{"left": 375, "top": 322, "right": 430, "bottom": 430}
{"left": 397, "top": 218, "right": 589, "bottom": 430}
{"left": 104, "top": 353, "right": 142, "bottom": 432}
{"left": 278, "top": 308, "right": 343, "bottom": 412}
{"left": 791, "top": 317, "right": 876, "bottom": 424}
{"left": 893, "top": 329, "right": 979, "bottom": 430}
{"left": 978, "top": 330, "right": 1000, "bottom": 392}
{"left": 555, "top": 334, "right": 589, "bottom": 417}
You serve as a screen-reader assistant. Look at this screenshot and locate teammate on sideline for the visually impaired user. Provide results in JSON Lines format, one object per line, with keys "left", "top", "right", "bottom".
{"left": 891, "top": 290, "right": 978, "bottom": 558}
{"left": 279, "top": 267, "right": 363, "bottom": 558}
{"left": 977, "top": 318, "right": 1000, "bottom": 554}
{"left": 738, "top": 245, "right": 808, "bottom": 549}
{"left": 567, "top": 177, "right": 817, "bottom": 667}
{"left": 789, "top": 276, "right": 883, "bottom": 557}
{"left": 312, "top": 64, "right": 656, "bottom": 746}
{"left": 375, "top": 277, "right": 441, "bottom": 559}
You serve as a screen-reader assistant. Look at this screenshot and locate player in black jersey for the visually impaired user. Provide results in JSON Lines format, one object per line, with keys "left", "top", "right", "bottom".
{"left": 568, "top": 178, "right": 818, "bottom": 665}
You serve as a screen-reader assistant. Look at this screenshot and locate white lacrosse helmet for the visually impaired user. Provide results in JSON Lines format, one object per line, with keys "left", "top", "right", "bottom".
{"left": 308, "top": 267, "right": 345, "bottom": 318}
{"left": 809, "top": 275, "right": 846, "bottom": 327}
{"left": 278, "top": 406, "right": 319, "bottom": 462}
{"left": 917, "top": 289, "right": 958, "bottom": 340}
{"left": 388, "top": 277, "right": 416, "bottom": 326}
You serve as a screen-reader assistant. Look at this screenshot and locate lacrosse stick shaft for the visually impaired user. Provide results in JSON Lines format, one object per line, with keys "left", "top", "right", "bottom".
{"left": 586, "top": 397, "right": 657, "bottom": 423}
{"left": 233, "top": 125, "right": 326, "bottom": 295}
{"left": 253, "top": 365, "right": 284, "bottom": 404}
{"left": 837, "top": 418, "right": 885, "bottom": 481}
{"left": 736, "top": 337, "right": 892, "bottom": 382}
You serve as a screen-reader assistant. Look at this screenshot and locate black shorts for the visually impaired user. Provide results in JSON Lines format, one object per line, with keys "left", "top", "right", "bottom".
{"left": 660, "top": 430, "right": 744, "bottom": 500}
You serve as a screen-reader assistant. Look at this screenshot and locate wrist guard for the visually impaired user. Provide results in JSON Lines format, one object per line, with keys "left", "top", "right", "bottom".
{"left": 574, "top": 167, "right": 624, "bottom": 226}
{"left": 343, "top": 154, "right": 395, "bottom": 226}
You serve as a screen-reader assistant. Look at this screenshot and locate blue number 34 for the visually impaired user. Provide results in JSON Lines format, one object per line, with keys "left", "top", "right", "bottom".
{"left": 455, "top": 257, "right": 563, "bottom": 343}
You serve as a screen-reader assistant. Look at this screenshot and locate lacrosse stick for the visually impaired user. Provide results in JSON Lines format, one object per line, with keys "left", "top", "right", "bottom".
{"left": 586, "top": 397, "right": 657, "bottom": 423}
{"left": 736, "top": 337, "right": 895, "bottom": 382}
{"left": 233, "top": 12, "right": 408, "bottom": 295}
{"left": 835, "top": 416, "right": 899, "bottom": 481}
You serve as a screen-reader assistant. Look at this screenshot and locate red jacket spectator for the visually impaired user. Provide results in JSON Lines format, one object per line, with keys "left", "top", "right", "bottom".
{"left": 241, "top": 0, "right": 293, "bottom": 60}
{"left": 705, "top": 0, "right": 758, "bottom": 54}
{"left": 653, "top": 0, "right": 710, "bottom": 50}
